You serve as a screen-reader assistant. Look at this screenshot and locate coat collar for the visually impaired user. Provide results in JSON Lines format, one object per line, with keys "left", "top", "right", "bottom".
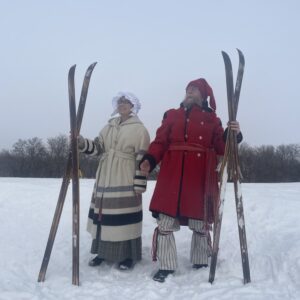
{"left": 179, "top": 101, "right": 213, "bottom": 113}
{"left": 108, "top": 115, "right": 142, "bottom": 126}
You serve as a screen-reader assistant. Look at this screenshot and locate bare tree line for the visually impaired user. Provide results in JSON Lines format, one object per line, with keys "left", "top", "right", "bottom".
{"left": 0, "top": 135, "right": 97, "bottom": 178}
{"left": 0, "top": 135, "right": 299, "bottom": 182}
{"left": 239, "top": 143, "right": 300, "bottom": 182}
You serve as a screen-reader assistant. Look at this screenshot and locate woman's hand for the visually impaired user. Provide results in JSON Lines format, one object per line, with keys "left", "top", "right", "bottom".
{"left": 77, "top": 135, "right": 85, "bottom": 150}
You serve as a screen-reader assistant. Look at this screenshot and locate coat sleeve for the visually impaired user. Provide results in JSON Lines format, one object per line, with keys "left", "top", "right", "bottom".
{"left": 133, "top": 126, "right": 150, "bottom": 193}
{"left": 223, "top": 128, "right": 243, "bottom": 143}
{"left": 140, "top": 110, "right": 173, "bottom": 171}
{"left": 212, "top": 117, "right": 226, "bottom": 156}
{"left": 79, "top": 132, "right": 104, "bottom": 156}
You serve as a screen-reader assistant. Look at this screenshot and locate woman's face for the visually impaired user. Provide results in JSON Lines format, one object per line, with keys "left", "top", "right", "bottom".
{"left": 117, "top": 97, "right": 133, "bottom": 116}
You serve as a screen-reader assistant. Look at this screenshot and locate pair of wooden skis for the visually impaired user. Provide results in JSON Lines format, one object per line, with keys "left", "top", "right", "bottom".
{"left": 209, "top": 50, "right": 251, "bottom": 284}
{"left": 37, "top": 62, "right": 97, "bottom": 285}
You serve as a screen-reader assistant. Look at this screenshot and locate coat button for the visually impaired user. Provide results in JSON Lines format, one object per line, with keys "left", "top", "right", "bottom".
{"left": 185, "top": 134, "right": 188, "bottom": 139}
{"left": 199, "top": 136, "right": 203, "bottom": 140}
{"left": 201, "top": 121, "right": 204, "bottom": 125}
{"left": 197, "top": 153, "right": 201, "bottom": 157}
{"left": 187, "top": 118, "right": 190, "bottom": 122}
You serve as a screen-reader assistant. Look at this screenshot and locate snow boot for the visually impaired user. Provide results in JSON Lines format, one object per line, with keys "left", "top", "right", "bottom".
{"left": 192, "top": 263, "right": 208, "bottom": 269}
{"left": 118, "top": 258, "right": 134, "bottom": 270}
{"left": 153, "top": 269, "right": 174, "bottom": 283}
{"left": 88, "top": 256, "right": 104, "bottom": 267}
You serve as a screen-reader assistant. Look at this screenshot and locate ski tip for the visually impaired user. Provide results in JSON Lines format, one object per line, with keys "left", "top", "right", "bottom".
{"left": 236, "top": 48, "right": 243, "bottom": 55}
{"left": 68, "top": 65, "right": 76, "bottom": 79}
{"left": 89, "top": 62, "right": 98, "bottom": 69}
{"left": 236, "top": 49, "right": 245, "bottom": 64}
{"left": 69, "top": 65, "right": 76, "bottom": 73}
{"left": 221, "top": 50, "right": 229, "bottom": 57}
{"left": 221, "top": 51, "right": 232, "bottom": 68}
{"left": 85, "top": 62, "right": 97, "bottom": 77}
{"left": 221, "top": 51, "right": 231, "bottom": 62}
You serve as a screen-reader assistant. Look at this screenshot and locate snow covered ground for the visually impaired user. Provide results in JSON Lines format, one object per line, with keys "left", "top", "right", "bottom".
{"left": 0, "top": 178, "right": 299, "bottom": 300}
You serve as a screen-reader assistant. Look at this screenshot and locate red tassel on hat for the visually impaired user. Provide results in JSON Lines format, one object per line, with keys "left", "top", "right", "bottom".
{"left": 186, "top": 78, "right": 216, "bottom": 111}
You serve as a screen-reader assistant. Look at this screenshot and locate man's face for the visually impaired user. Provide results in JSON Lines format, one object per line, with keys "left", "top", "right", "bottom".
{"left": 184, "top": 85, "right": 203, "bottom": 105}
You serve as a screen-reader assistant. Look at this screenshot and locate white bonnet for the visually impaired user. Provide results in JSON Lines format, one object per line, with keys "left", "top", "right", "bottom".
{"left": 111, "top": 92, "right": 141, "bottom": 116}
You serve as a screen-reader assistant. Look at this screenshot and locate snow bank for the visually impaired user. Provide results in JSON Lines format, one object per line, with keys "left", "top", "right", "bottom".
{"left": 0, "top": 178, "right": 299, "bottom": 300}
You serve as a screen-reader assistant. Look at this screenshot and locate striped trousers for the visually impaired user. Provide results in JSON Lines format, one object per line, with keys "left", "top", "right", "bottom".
{"left": 155, "top": 213, "right": 210, "bottom": 270}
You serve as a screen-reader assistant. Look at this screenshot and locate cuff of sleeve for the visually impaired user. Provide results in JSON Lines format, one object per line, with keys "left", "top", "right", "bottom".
{"left": 236, "top": 132, "right": 243, "bottom": 143}
{"left": 83, "top": 139, "right": 96, "bottom": 154}
{"left": 133, "top": 175, "right": 147, "bottom": 193}
{"left": 79, "top": 139, "right": 89, "bottom": 153}
{"left": 223, "top": 128, "right": 243, "bottom": 144}
{"left": 223, "top": 128, "right": 228, "bottom": 142}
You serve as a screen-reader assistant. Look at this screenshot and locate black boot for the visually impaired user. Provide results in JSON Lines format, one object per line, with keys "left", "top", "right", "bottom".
{"left": 153, "top": 269, "right": 174, "bottom": 283}
{"left": 118, "top": 258, "right": 134, "bottom": 270}
{"left": 192, "top": 263, "right": 208, "bottom": 269}
{"left": 88, "top": 256, "right": 104, "bottom": 267}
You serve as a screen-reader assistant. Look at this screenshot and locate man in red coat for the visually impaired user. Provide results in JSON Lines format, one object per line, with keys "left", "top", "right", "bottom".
{"left": 140, "top": 78, "right": 242, "bottom": 282}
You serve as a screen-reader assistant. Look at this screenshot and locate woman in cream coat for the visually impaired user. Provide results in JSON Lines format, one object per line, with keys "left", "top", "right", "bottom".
{"left": 79, "top": 92, "right": 150, "bottom": 270}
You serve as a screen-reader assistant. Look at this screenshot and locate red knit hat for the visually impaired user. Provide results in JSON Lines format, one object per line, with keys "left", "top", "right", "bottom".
{"left": 186, "top": 78, "right": 216, "bottom": 111}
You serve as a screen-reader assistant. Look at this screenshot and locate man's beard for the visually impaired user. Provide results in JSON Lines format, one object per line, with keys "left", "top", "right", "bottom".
{"left": 183, "top": 96, "right": 202, "bottom": 108}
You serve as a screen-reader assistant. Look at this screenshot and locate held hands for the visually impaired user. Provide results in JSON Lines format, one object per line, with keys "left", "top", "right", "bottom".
{"left": 134, "top": 159, "right": 151, "bottom": 194}
{"left": 140, "top": 159, "right": 151, "bottom": 177}
{"left": 227, "top": 121, "right": 241, "bottom": 134}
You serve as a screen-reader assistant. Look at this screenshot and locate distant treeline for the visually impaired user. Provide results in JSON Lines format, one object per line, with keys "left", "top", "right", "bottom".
{"left": 0, "top": 135, "right": 299, "bottom": 182}
{"left": 239, "top": 143, "right": 300, "bottom": 182}
{"left": 0, "top": 135, "right": 97, "bottom": 179}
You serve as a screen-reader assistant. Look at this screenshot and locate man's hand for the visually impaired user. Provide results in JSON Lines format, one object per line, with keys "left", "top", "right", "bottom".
{"left": 140, "top": 159, "right": 151, "bottom": 176}
{"left": 228, "top": 121, "right": 241, "bottom": 134}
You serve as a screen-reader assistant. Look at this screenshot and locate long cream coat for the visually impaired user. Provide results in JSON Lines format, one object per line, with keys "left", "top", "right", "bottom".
{"left": 83, "top": 116, "right": 150, "bottom": 242}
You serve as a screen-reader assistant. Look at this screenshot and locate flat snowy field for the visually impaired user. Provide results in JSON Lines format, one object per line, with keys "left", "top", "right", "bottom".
{"left": 0, "top": 178, "right": 299, "bottom": 300}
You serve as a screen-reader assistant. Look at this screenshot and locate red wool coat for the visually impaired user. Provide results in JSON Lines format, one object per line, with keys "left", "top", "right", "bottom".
{"left": 148, "top": 105, "right": 225, "bottom": 222}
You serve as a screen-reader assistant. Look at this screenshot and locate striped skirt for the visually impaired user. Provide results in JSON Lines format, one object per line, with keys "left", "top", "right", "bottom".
{"left": 91, "top": 226, "right": 142, "bottom": 262}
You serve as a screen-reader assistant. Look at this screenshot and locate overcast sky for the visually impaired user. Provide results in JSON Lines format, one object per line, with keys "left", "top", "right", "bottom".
{"left": 1, "top": 0, "right": 299, "bottom": 150}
